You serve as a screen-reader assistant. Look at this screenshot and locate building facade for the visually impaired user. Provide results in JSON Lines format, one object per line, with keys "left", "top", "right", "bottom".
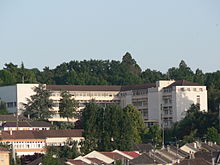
{"left": 0, "top": 129, "right": 84, "bottom": 156}
{"left": 0, "top": 80, "right": 207, "bottom": 127}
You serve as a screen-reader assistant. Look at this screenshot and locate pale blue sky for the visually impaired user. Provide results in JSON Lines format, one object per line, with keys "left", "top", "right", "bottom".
{"left": 0, "top": 0, "right": 219, "bottom": 73}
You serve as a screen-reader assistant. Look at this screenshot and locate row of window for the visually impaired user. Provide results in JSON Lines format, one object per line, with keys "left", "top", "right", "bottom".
{"left": 6, "top": 102, "right": 17, "bottom": 108}
{"left": 132, "top": 90, "right": 148, "bottom": 96}
{"left": 51, "top": 92, "right": 119, "bottom": 97}
{"left": 180, "top": 87, "right": 203, "bottom": 92}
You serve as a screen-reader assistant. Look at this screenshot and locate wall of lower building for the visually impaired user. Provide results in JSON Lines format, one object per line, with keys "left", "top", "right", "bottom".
{"left": 0, "top": 151, "right": 10, "bottom": 165}
{"left": 2, "top": 139, "right": 46, "bottom": 156}
{"left": 3, "top": 127, "right": 50, "bottom": 131}
{"left": 46, "top": 137, "right": 84, "bottom": 147}
{"left": 0, "top": 85, "right": 17, "bottom": 113}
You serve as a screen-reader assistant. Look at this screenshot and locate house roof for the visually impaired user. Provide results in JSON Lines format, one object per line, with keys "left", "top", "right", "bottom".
{"left": 195, "top": 151, "right": 219, "bottom": 163}
{"left": 66, "top": 159, "right": 88, "bottom": 165}
{"left": 133, "top": 144, "right": 153, "bottom": 153}
{"left": 169, "top": 145, "right": 189, "bottom": 158}
{"left": 86, "top": 157, "right": 105, "bottom": 164}
{"left": 122, "top": 151, "right": 141, "bottom": 158}
{"left": 174, "top": 158, "right": 211, "bottom": 165}
{"left": 129, "top": 153, "right": 156, "bottom": 164}
{"left": 3, "top": 121, "right": 52, "bottom": 128}
{"left": 121, "top": 83, "right": 156, "bottom": 91}
{"left": 46, "top": 83, "right": 156, "bottom": 92}
{"left": 47, "top": 85, "right": 122, "bottom": 92}
{"left": 41, "top": 129, "right": 83, "bottom": 138}
{"left": 0, "top": 115, "right": 28, "bottom": 122}
{"left": 0, "top": 129, "right": 83, "bottom": 140}
{"left": 201, "top": 142, "right": 220, "bottom": 152}
{"left": 165, "top": 80, "right": 202, "bottom": 89}
{"left": 153, "top": 152, "right": 172, "bottom": 164}
{"left": 100, "top": 152, "right": 126, "bottom": 160}
{"left": 159, "top": 148, "right": 180, "bottom": 160}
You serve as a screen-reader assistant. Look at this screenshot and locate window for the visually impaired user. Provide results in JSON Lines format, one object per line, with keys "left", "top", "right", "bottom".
{"left": 197, "top": 95, "right": 200, "bottom": 104}
{"left": 7, "top": 102, "right": 14, "bottom": 108}
{"left": 180, "top": 88, "right": 185, "bottom": 91}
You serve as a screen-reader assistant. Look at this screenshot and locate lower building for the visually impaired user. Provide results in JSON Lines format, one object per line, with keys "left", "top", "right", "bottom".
{"left": 0, "top": 147, "right": 10, "bottom": 165}
{"left": 0, "top": 129, "right": 84, "bottom": 156}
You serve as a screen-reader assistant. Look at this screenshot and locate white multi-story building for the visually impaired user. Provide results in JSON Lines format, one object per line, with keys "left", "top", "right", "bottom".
{"left": 0, "top": 80, "right": 207, "bottom": 128}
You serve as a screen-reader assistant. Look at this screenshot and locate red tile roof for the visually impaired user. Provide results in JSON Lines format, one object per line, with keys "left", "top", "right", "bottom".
{"left": 122, "top": 151, "right": 141, "bottom": 158}
{"left": 0, "top": 115, "right": 28, "bottom": 122}
{"left": 0, "top": 129, "right": 83, "bottom": 140}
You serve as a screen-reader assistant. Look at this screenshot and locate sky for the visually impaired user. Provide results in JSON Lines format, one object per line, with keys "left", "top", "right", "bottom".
{"left": 0, "top": 0, "right": 220, "bottom": 73}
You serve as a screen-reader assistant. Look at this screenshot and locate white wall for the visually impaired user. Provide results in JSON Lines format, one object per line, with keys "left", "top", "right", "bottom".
{"left": 175, "top": 86, "right": 207, "bottom": 122}
{"left": 46, "top": 137, "right": 84, "bottom": 146}
{"left": 148, "top": 87, "right": 161, "bottom": 123}
{"left": 16, "top": 84, "right": 39, "bottom": 115}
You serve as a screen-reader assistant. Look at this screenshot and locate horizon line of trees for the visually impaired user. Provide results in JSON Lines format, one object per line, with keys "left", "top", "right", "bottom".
{"left": 0, "top": 53, "right": 220, "bottom": 113}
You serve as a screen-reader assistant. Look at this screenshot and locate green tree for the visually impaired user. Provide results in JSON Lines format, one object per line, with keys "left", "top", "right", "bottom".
{"left": 0, "top": 70, "right": 16, "bottom": 85}
{"left": 81, "top": 102, "right": 144, "bottom": 152}
{"left": 123, "top": 104, "right": 146, "bottom": 144}
{"left": 206, "top": 127, "right": 220, "bottom": 144}
{"left": 60, "top": 139, "right": 80, "bottom": 159}
{"left": 0, "top": 100, "right": 8, "bottom": 115}
{"left": 81, "top": 101, "right": 100, "bottom": 154}
{"left": 145, "top": 125, "right": 162, "bottom": 147}
{"left": 167, "top": 60, "right": 194, "bottom": 81}
{"left": 59, "top": 91, "right": 78, "bottom": 122}
{"left": 41, "top": 153, "right": 62, "bottom": 165}
{"left": 182, "top": 130, "right": 197, "bottom": 144}
{"left": 23, "top": 84, "right": 54, "bottom": 120}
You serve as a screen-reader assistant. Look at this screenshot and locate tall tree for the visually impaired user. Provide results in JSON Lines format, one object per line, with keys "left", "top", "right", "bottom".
{"left": 123, "top": 105, "right": 146, "bottom": 144}
{"left": 23, "top": 84, "right": 54, "bottom": 120}
{"left": 206, "top": 127, "right": 220, "bottom": 144}
{"left": 0, "top": 100, "right": 8, "bottom": 115}
{"left": 81, "top": 102, "right": 146, "bottom": 153}
{"left": 81, "top": 101, "right": 100, "bottom": 154}
{"left": 59, "top": 91, "right": 78, "bottom": 122}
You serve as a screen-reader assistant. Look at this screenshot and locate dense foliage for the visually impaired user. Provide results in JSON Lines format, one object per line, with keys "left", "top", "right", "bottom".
{"left": 59, "top": 91, "right": 78, "bottom": 122}
{"left": 23, "top": 84, "right": 54, "bottom": 120}
{"left": 80, "top": 102, "right": 146, "bottom": 154}
{"left": 0, "top": 53, "right": 220, "bottom": 113}
{"left": 0, "top": 100, "right": 9, "bottom": 115}
{"left": 166, "top": 104, "right": 219, "bottom": 145}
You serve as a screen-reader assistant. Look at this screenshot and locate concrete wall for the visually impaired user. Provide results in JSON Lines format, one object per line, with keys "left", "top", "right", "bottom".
{"left": 0, "top": 85, "right": 17, "bottom": 113}
{"left": 0, "top": 151, "right": 10, "bottom": 165}
{"left": 16, "top": 84, "right": 39, "bottom": 115}
{"left": 175, "top": 86, "right": 207, "bottom": 122}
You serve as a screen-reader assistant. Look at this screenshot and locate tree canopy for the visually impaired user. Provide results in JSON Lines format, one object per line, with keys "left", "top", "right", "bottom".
{"left": 23, "top": 84, "right": 54, "bottom": 120}
{"left": 80, "top": 102, "right": 146, "bottom": 154}
{"left": 59, "top": 91, "right": 78, "bottom": 122}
